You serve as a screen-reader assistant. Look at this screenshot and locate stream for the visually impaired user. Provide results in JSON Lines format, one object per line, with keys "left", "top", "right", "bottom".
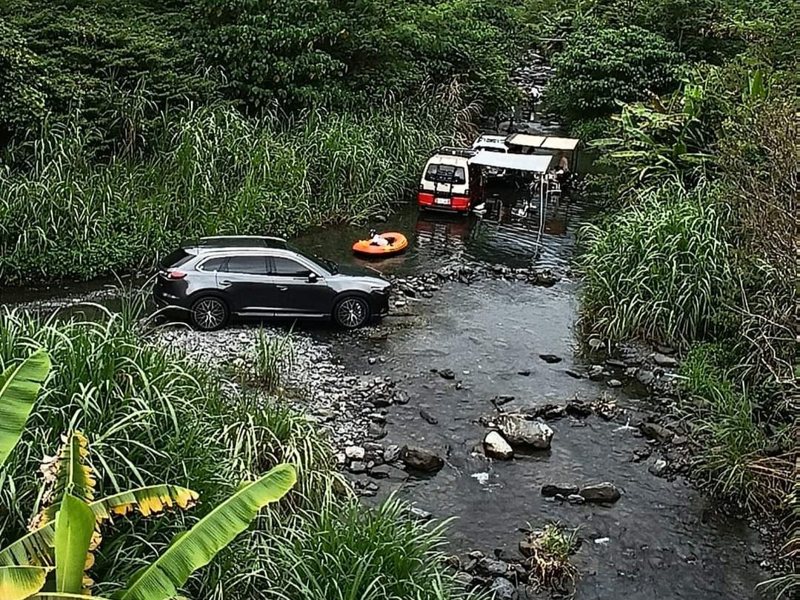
{"left": 2, "top": 188, "right": 767, "bottom": 599}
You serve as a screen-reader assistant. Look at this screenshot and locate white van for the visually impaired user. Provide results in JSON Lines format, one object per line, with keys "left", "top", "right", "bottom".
{"left": 471, "top": 134, "right": 509, "bottom": 177}
{"left": 417, "top": 147, "right": 483, "bottom": 214}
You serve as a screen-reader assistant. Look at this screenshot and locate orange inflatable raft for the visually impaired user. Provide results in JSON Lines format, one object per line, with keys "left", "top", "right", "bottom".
{"left": 352, "top": 232, "right": 409, "bottom": 257}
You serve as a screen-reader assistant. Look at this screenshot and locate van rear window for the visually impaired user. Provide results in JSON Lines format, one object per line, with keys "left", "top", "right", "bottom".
{"left": 425, "top": 164, "right": 466, "bottom": 184}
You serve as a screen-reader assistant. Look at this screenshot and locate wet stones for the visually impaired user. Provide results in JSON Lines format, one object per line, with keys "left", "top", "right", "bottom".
{"left": 653, "top": 352, "right": 679, "bottom": 368}
{"left": 649, "top": 458, "right": 668, "bottom": 477}
{"left": 578, "top": 482, "right": 621, "bottom": 504}
{"left": 538, "top": 354, "right": 562, "bottom": 364}
{"left": 495, "top": 415, "right": 553, "bottom": 449}
{"left": 400, "top": 446, "right": 444, "bottom": 472}
{"left": 438, "top": 368, "right": 456, "bottom": 380}
{"left": 639, "top": 421, "right": 676, "bottom": 443}
{"left": 419, "top": 408, "right": 439, "bottom": 424}
{"left": 541, "top": 483, "right": 579, "bottom": 497}
{"left": 490, "top": 577, "right": 516, "bottom": 600}
{"left": 484, "top": 431, "right": 514, "bottom": 460}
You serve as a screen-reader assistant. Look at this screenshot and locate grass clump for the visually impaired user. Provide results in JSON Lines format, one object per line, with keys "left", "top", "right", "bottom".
{"left": 250, "top": 327, "right": 295, "bottom": 393}
{"left": 678, "top": 344, "right": 795, "bottom": 512}
{"left": 522, "top": 523, "right": 580, "bottom": 596}
{"left": 578, "top": 181, "right": 737, "bottom": 346}
{"left": 260, "top": 496, "right": 475, "bottom": 600}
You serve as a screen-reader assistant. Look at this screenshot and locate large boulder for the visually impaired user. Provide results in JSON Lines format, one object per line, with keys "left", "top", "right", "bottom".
{"left": 579, "top": 482, "right": 621, "bottom": 504}
{"left": 484, "top": 431, "right": 514, "bottom": 460}
{"left": 496, "top": 415, "right": 554, "bottom": 449}
{"left": 401, "top": 446, "right": 444, "bottom": 473}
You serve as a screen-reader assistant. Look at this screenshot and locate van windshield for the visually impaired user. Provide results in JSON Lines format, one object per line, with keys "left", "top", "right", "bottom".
{"left": 425, "top": 164, "right": 466, "bottom": 184}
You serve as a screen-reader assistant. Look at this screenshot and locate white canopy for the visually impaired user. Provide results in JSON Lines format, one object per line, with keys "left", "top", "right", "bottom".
{"left": 469, "top": 150, "right": 553, "bottom": 173}
{"left": 506, "top": 133, "right": 580, "bottom": 151}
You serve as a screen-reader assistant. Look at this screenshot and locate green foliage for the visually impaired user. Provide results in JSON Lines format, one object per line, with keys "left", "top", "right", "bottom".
{"left": 0, "top": 99, "right": 463, "bottom": 283}
{"left": 548, "top": 19, "right": 681, "bottom": 121}
{"left": 0, "top": 348, "right": 51, "bottom": 468}
{"left": 261, "top": 496, "right": 475, "bottom": 599}
{"left": 0, "top": 307, "right": 332, "bottom": 597}
{"left": 579, "top": 182, "right": 737, "bottom": 345}
{"left": 0, "top": 20, "right": 46, "bottom": 145}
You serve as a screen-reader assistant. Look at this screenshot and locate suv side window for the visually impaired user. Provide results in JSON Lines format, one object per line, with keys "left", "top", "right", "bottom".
{"left": 270, "top": 257, "right": 311, "bottom": 277}
{"left": 226, "top": 255, "right": 268, "bottom": 275}
{"left": 199, "top": 257, "right": 227, "bottom": 271}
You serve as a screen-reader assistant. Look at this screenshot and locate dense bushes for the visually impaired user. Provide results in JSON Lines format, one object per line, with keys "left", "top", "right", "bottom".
{"left": 568, "top": 3, "right": 797, "bottom": 577}
{"left": 547, "top": 20, "right": 681, "bottom": 121}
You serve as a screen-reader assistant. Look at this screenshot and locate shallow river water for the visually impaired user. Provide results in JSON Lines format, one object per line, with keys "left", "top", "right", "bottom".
{"left": 297, "top": 194, "right": 768, "bottom": 599}
{"left": 3, "top": 188, "right": 767, "bottom": 599}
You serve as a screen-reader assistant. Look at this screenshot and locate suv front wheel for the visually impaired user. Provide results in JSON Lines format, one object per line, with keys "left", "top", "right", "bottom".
{"left": 334, "top": 296, "right": 370, "bottom": 329}
{"left": 191, "top": 296, "right": 229, "bottom": 331}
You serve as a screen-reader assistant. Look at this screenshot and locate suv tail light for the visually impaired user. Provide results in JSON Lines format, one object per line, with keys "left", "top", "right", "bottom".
{"left": 167, "top": 270, "right": 187, "bottom": 280}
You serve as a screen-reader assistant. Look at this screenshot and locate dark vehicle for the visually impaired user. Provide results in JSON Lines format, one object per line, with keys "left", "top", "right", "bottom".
{"left": 154, "top": 236, "right": 391, "bottom": 330}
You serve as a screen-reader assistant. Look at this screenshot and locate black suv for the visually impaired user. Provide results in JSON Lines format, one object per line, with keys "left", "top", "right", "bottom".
{"left": 154, "top": 236, "right": 391, "bottom": 330}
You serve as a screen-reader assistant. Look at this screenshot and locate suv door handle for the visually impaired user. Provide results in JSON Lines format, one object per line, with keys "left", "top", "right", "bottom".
{"left": 276, "top": 285, "right": 288, "bottom": 292}
{"left": 219, "top": 279, "right": 232, "bottom": 287}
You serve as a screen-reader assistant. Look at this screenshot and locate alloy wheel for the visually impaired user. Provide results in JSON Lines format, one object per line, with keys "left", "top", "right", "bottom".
{"left": 336, "top": 297, "right": 368, "bottom": 328}
{"left": 192, "top": 297, "right": 227, "bottom": 330}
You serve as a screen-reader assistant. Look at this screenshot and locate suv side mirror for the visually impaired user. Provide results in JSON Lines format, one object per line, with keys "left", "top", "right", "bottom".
{"left": 307, "top": 272, "right": 318, "bottom": 283}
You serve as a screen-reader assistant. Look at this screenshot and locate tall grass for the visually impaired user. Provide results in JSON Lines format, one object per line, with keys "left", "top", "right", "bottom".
{"left": 0, "top": 96, "right": 470, "bottom": 283}
{"left": 250, "top": 327, "right": 295, "bottom": 393}
{"left": 257, "top": 496, "right": 479, "bottom": 600}
{"left": 0, "top": 306, "right": 336, "bottom": 596}
{"left": 578, "top": 181, "right": 737, "bottom": 345}
{"left": 679, "top": 344, "right": 795, "bottom": 511}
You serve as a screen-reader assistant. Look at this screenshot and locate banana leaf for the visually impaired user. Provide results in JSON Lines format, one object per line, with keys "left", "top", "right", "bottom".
{"left": 0, "top": 565, "right": 50, "bottom": 600}
{"left": 119, "top": 463, "right": 296, "bottom": 600}
{"left": 0, "top": 349, "right": 51, "bottom": 467}
{"left": 54, "top": 493, "right": 94, "bottom": 594}
{"left": 0, "top": 485, "right": 198, "bottom": 567}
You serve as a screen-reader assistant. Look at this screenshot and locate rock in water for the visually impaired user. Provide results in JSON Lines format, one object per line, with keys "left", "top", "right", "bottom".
{"left": 579, "top": 482, "right": 621, "bottom": 503}
{"left": 541, "top": 483, "right": 579, "bottom": 497}
{"left": 538, "top": 354, "right": 562, "bottom": 364}
{"left": 401, "top": 446, "right": 444, "bottom": 472}
{"left": 484, "top": 431, "right": 514, "bottom": 460}
{"left": 439, "top": 368, "right": 456, "bottom": 380}
{"left": 419, "top": 409, "right": 438, "bottom": 425}
{"left": 653, "top": 353, "right": 679, "bottom": 368}
{"left": 476, "top": 557, "right": 509, "bottom": 577}
{"left": 639, "top": 422, "right": 675, "bottom": 443}
{"left": 490, "top": 577, "right": 517, "bottom": 600}
{"left": 344, "top": 446, "right": 365, "bottom": 461}
{"left": 495, "top": 415, "right": 554, "bottom": 449}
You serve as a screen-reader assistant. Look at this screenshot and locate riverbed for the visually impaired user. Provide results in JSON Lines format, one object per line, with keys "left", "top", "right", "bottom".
{"left": 2, "top": 191, "right": 768, "bottom": 599}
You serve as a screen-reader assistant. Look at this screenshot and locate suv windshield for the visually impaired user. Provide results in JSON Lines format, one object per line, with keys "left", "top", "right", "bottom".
{"left": 287, "top": 244, "right": 338, "bottom": 274}
{"left": 425, "top": 163, "right": 466, "bottom": 184}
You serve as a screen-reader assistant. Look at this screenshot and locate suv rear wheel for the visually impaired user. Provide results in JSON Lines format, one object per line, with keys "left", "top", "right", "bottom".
{"left": 334, "top": 296, "right": 370, "bottom": 329}
{"left": 191, "top": 296, "right": 229, "bottom": 331}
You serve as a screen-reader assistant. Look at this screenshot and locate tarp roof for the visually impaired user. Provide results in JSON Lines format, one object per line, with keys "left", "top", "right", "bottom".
{"left": 469, "top": 150, "right": 553, "bottom": 173}
{"left": 506, "top": 134, "right": 546, "bottom": 148}
{"left": 506, "top": 133, "right": 580, "bottom": 151}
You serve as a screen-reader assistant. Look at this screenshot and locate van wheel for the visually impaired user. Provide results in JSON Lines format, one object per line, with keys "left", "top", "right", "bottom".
{"left": 334, "top": 296, "right": 370, "bottom": 329}
{"left": 191, "top": 296, "right": 229, "bottom": 331}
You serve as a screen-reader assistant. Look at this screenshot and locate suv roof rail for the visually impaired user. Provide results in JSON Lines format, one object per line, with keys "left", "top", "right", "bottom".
{"left": 432, "top": 146, "right": 476, "bottom": 158}
{"left": 182, "top": 235, "right": 288, "bottom": 251}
